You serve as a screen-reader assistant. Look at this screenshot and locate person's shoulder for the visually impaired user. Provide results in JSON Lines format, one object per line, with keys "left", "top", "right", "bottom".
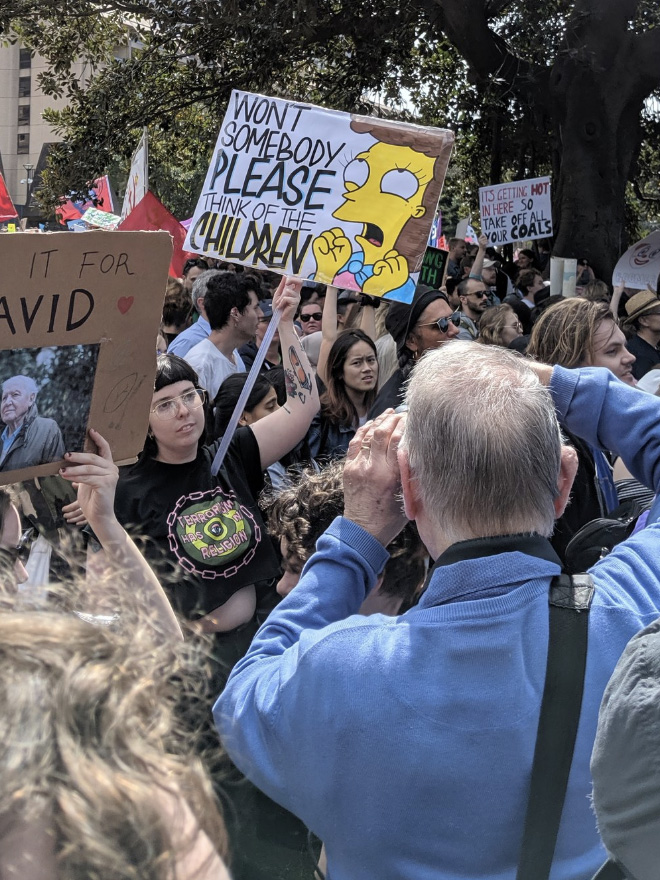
{"left": 184, "top": 338, "right": 212, "bottom": 366}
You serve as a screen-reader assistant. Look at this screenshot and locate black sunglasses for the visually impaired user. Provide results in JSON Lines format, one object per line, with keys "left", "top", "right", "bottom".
{"left": 469, "top": 290, "right": 489, "bottom": 299}
{"left": 300, "top": 312, "right": 323, "bottom": 323}
{"left": 0, "top": 527, "right": 34, "bottom": 570}
{"left": 417, "top": 312, "right": 461, "bottom": 333}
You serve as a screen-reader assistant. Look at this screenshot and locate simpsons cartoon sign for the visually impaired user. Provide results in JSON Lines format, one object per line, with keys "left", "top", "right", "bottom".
{"left": 185, "top": 91, "right": 454, "bottom": 302}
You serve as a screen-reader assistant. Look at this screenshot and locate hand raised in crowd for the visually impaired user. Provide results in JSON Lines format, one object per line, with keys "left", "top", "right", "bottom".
{"left": 272, "top": 275, "right": 303, "bottom": 323}
{"left": 59, "top": 428, "right": 120, "bottom": 542}
{"left": 62, "top": 497, "right": 88, "bottom": 528}
{"left": 343, "top": 409, "right": 408, "bottom": 547}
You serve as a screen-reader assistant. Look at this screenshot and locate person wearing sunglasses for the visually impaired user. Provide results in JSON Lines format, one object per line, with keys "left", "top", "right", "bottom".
{"left": 298, "top": 301, "right": 324, "bottom": 336}
{"left": 369, "top": 287, "right": 461, "bottom": 417}
{"left": 456, "top": 278, "right": 492, "bottom": 340}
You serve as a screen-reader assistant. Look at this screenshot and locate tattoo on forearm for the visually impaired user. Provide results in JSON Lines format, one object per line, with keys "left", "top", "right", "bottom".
{"left": 285, "top": 346, "right": 313, "bottom": 403}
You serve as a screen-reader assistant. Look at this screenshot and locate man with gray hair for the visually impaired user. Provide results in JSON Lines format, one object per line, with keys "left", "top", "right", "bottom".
{"left": 166, "top": 269, "right": 219, "bottom": 358}
{"left": 215, "top": 342, "right": 660, "bottom": 880}
{"left": 0, "top": 375, "right": 64, "bottom": 472}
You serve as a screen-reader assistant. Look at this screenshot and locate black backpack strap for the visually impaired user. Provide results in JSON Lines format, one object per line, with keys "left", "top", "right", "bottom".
{"left": 592, "top": 859, "right": 627, "bottom": 879}
{"left": 516, "top": 573, "right": 595, "bottom": 880}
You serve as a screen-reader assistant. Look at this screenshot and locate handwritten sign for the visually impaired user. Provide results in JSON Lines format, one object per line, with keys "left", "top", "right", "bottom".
{"left": 479, "top": 176, "right": 552, "bottom": 247}
{"left": 418, "top": 246, "right": 448, "bottom": 289}
{"left": 612, "top": 231, "right": 660, "bottom": 291}
{"left": 185, "top": 90, "right": 454, "bottom": 303}
{"left": 0, "top": 231, "right": 171, "bottom": 485}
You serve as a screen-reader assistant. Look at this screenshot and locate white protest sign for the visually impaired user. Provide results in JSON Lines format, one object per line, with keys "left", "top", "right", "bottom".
{"left": 121, "top": 129, "right": 148, "bottom": 221}
{"left": 185, "top": 90, "right": 454, "bottom": 303}
{"left": 612, "top": 231, "right": 660, "bottom": 291}
{"left": 479, "top": 176, "right": 552, "bottom": 247}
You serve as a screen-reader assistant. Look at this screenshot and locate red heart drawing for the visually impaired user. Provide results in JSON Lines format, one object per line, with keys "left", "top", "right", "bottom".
{"left": 117, "top": 296, "right": 134, "bottom": 315}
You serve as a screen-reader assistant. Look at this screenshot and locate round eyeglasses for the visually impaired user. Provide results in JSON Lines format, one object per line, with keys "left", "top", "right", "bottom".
{"left": 150, "top": 388, "right": 206, "bottom": 420}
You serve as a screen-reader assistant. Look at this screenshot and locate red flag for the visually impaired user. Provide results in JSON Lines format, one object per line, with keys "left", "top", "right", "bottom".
{"left": 118, "top": 191, "right": 186, "bottom": 277}
{"left": 56, "top": 198, "right": 84, "bottom": 225}
{"left": 91, "top": 175, "right": 115, "bottom": 214}
{"left": 56, "top": 175, "right": 116, "bottom": 225}
{"left": 0, "top": 174, "right": 18, "bottom": 222}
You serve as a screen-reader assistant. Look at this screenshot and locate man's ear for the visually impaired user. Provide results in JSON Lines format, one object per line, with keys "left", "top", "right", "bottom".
{"left": 554, "top": 444, "right": 579, "bottom": 518}
{"left": 405, "top": 332, "right": 418, "bottom": 358}
{"left": 397, "top": 446, "right": 421, "bottom": 521}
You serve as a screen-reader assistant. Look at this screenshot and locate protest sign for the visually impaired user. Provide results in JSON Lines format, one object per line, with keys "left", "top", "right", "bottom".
{"left": 185, "top": 90, "right": 454, "bottom": 303}
{"left": 81, "top": 207, "right": 121, "bottom": 230}
{"left": 612, "top": 231, "right": 660, "bottom": 291}
{"left": 479, "top": 176, "right": 552, "bottom": 247}
{"left": 418, "top": 246, "right": 448, "bottom": 289}
{"left": 455, "top": 218, "right": 478, "bottom": 244}
{"left": 0, "top": 231, "right": 171, "bottom": 485}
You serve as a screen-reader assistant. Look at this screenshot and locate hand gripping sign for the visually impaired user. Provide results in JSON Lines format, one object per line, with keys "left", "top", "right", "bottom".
{"left": 185, "top": 91, "right": 454, "bottom": 304}
{"left": 0, "top": 231, "right": 172, "bottom": 486}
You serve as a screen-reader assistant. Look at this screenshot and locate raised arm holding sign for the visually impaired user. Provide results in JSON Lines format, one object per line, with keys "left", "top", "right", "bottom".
{"left": 0, "top": 231, "right": 172, "bottom": 487}
{"left": 185, "top": 91, "right": 454, "bottom": 303}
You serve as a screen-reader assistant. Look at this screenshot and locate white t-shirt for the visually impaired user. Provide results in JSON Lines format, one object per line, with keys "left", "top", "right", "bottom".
{"left": 184, "top": 338, "right": 246, "bottom": 400}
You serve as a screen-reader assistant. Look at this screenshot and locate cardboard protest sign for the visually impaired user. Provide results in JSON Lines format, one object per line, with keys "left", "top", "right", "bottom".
{"left": 418, "top": 246, "right": 448, "bottom": 289}
{"left": 479, "top": 176, "right": 552, "bottom": 247}
{"left": 185, "top": 90, "right": 454, "bottom": 303}
{"left": 0, "top": 231, "right": 171, "bottom": 486}
{"left": 613, "top": 231, "right": 660, "bottom": 291}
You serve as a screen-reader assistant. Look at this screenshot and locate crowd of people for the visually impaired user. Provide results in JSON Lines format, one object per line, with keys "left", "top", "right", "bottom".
{"left": 1, "top": 238, "right": 660, "bottom": 880}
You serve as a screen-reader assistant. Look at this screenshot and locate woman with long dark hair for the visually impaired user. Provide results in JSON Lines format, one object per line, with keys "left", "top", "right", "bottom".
{"left": 114, "top": 278, "right": 319, "bottom": 645}
{"left": 306, "top": 328, "right": 378, "bottom": 462}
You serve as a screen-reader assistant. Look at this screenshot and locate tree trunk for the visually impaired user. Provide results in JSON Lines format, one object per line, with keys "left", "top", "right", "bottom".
{"left": 549, "top": 45, "right": 644, "bottom": 281}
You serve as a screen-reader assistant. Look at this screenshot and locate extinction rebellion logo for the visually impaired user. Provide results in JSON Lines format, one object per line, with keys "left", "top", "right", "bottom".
{"left": 167, "top": 487, "right": 259, "bottom": 578}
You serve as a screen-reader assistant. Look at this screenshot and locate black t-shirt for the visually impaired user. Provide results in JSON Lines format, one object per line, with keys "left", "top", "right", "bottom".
{"left": 115, "top": 427, "right": 278, "bottom": 619}
{"left": 626, "top": 333, "right": 660, "bottom": 381}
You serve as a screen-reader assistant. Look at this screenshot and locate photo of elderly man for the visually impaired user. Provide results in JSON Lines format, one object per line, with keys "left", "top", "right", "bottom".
{"left": 0, "top": 375, "right": 65, "bottom": 472}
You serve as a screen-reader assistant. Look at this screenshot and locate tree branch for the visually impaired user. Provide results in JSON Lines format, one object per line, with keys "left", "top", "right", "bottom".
{"left": 422, "top": 0, "right": 549, "bottom": 111}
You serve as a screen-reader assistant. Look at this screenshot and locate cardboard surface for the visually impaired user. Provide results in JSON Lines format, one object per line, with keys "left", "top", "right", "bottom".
{"left": 185, "top": 90, "right": 454, "bottom": 302}
{"left": 0, "top": 230, "right": 172, "bottom": 485}
{"left": 479, "top": 176, "right": 552, "bottom": 247}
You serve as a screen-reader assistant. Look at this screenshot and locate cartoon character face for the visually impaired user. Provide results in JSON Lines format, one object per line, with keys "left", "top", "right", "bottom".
{"left": 333, "top": 142, "right": 436, "bottom": 266}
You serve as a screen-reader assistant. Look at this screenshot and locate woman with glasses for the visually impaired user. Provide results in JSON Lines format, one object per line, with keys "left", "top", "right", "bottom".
{"left": 298, "top": 301, "right": 324, "bottom": 336}
{"left": 114, "top": 277, "right": 319, "bottom": 649}
{"left": 476, "top": 304, "right": 523, "bottom": 349}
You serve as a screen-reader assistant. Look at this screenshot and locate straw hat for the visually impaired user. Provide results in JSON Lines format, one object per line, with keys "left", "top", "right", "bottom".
{"left": 624, "top": 290, "right": 660, "bottom": 322}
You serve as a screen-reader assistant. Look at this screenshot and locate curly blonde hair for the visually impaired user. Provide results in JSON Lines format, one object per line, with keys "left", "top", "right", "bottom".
{"left": 0, "top": 589, "right": 227, "bottom": 879}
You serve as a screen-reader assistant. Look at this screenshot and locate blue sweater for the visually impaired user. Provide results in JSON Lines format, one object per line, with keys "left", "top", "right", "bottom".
{"left": 215, "top": 367, "right": 660, "bottom": 880}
